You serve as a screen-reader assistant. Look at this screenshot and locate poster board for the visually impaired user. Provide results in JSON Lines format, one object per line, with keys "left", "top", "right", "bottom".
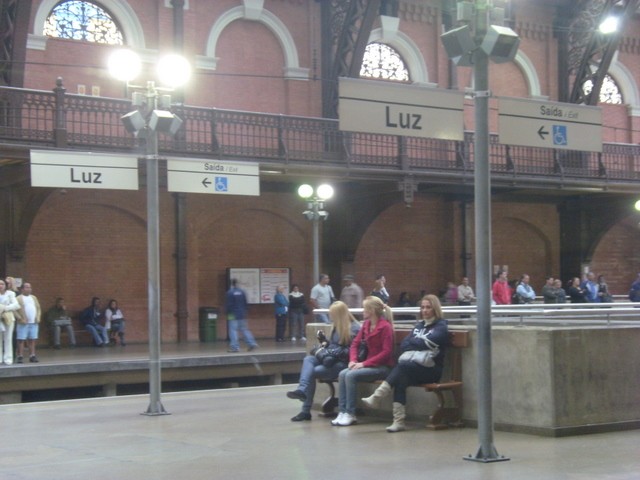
{"left": 227, "top": 268, "right": 290, "bottom": 304}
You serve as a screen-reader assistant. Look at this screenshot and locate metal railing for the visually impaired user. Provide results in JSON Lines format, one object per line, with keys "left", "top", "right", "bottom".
{"left": 1, "top": 83, "right": 639, "bottom": 189}
{"left": 314, "top": 302, "right": 640, "bottom": 327}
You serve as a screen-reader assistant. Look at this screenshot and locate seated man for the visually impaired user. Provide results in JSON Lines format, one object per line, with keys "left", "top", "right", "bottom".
{"left": 79, "top": 297, "right": 109, "bottom": 347}
{"left": 45, "top": 297, "right": 76, "bottom": 349}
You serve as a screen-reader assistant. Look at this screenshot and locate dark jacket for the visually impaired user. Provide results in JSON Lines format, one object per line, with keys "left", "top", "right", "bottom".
{"left": 400, "top": 318, "right": 449, "bottom": 369}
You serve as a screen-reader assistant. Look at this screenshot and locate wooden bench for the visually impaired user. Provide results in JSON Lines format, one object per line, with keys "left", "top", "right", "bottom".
{"left": 319, "top": 329, "right": 470, "bottom": 430}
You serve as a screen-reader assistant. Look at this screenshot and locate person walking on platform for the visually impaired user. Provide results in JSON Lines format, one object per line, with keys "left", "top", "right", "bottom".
{"left": 226, "top": 279, "right": 258, "bottom": 353}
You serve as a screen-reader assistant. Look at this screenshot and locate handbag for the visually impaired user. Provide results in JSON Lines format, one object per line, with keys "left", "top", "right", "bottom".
{"left": 398, "top": 339, "right": 440, "bottom": 368}
{"left": 356, "top": 329, "right": 368, "bottom": 362}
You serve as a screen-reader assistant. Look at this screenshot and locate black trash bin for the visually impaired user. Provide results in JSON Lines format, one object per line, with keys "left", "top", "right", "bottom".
{"left": 198, "top": 307, "right": 218, "bottom": 342}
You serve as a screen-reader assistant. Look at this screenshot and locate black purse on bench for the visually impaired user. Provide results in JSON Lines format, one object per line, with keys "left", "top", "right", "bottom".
{"left": 356, "top": 329, "right": 368, "bottom": 362}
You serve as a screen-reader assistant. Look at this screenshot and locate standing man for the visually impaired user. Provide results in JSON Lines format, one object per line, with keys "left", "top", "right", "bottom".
{"left": 340, "top": 275, "right": 364, "bottom": 310}
{"left": 45, "top": 297, "right": 76, "bottom": 349}
{"left": 310, "top": 273, "right": 335, "bottom": 323}
{"left": 80, "top": 297, "right": 109, "bottom": 347}
{"left": 515, "top": 274, "right": 536, "bottom": 303}
{"left": 376, "top": 274, "right": 390, "bottom": 304}
{"left": 492, "top": 270, "right": 511, "bottom": 305}
{"left": 541, "top": 277, "right": 557, "bottom": 304}
{"left": 226, "top": 279, "right": 258, "bottom": 353}
{"left": 0, "top": 278, "right": 20, "bottom": 365}
{"left": 16, "top": 282, "right": 41, "bottom": 363}
{"left": 457, "top": 277, "right": 476, "bottom": 305}
{"left": 582, "top": 272, "right": 599, "bottom": 303}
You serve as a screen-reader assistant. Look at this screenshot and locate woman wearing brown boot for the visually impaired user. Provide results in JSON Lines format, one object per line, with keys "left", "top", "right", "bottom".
{"left": 362, "top": 294, "right": 448, "bottom": 432}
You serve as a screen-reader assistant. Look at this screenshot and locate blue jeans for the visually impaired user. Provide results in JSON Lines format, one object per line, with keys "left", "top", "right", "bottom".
{"left": 297, "top": 355, "right": 345, "bottom": 414}
{"left": 85, "top": 323, "right": 108, "bottom": 345}
{"left": 289, "top": 310, "right": 305, "bottom": 338}
{"left": 338, "top": 365, "right": 389, "bottom": 415}
{"left": 228, "top": 318, "right": 257, "bottom": 351}
{"left": 314, "top": 313, "right": 329, "bottom": 324}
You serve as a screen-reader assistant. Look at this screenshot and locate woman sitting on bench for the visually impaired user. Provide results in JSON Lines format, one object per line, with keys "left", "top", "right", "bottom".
{"left": 332, "top": 296, "right": 395, "bottom": 427}
{"left": 362, "top": 294, "right": 448, "bottom": 432}
{"left": 286, "top": 301, "right": 360, "bottom": 422}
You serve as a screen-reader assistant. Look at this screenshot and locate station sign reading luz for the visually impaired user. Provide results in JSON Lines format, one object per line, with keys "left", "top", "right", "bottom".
{"left": 167, "top": 157, "right": 260, "bottom": 196}
{"left": 30, "top": 150, "right": 139, "bottom": 190}
{"left": 499, "top": 97, "right": 602, "bottom": 153}
{"left": 338, "top": 77, "right": 464, "bottom": 141}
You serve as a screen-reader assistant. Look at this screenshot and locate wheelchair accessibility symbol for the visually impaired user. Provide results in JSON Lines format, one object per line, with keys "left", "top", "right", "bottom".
{"left": 553, "top": 125, "right": 567, "bottom": 146}
{"left": 215, "top": 176, "right": 228, "bottom": 192}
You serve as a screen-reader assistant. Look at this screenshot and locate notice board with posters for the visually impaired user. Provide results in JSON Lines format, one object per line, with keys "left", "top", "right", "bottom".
{"left": 227, "top": 268, "right": 290, "bottom": 304}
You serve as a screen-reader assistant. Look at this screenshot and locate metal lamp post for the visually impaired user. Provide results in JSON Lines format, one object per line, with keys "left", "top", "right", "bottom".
{"left": 109, "top": 49, "right": 190, "bottom": 415}
{"left": 298, "top": 184, "right": 334, "bottom": 285}
{"left": 441, "top": 0, "right": 519, "bottom": 463}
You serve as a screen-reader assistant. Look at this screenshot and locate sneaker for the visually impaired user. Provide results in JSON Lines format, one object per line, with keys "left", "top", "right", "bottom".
{"left": 53, "top": 345, "right": 61, "bottom": 350}
{"left": 337, "top": 413, "right": 357, "bottom": 426}
{"left": 291, "top": 412, "right": 312, "bottom": 422}
{"left": 301, "top": 336, "right": 307, "bottom": 342}
{"left": 291, "top": 337, "right": 296, "bottom": 342}
{"left": 331, "top": 412, "right": 345, "bottom": 426}
{"left": 16, "top": 356, "right": 23, "bottom": 364}
{"left": 248, "top": 344, "right": 258, "bottom": 352}
{"left": 286, "top": 389, "right": 306, "bottom": 401}
{"left": 227, "top": 349, "right": 239, "bottom": 353}
{"left": 29, "top": 355, "right": 39, "bottom": 363}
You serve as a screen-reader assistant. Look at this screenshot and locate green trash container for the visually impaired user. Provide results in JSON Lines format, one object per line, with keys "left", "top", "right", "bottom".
{"left": 199, "top": 307, "right": 218, "bottom": 342}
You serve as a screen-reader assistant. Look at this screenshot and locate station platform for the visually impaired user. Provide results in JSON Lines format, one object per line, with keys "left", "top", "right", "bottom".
{"left": 1, "top": 384, "right": 639, "bottom": 480}
{"left": 0, "top": 339, "right": 306, "bottom": 403}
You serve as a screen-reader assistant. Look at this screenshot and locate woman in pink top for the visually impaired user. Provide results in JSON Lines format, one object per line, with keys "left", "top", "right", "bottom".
{"left": 332, "top": 296, "right": 395, "bottom": 427}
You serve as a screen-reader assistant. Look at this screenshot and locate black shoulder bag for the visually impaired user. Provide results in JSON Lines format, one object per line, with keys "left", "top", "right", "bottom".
{"left": 356, "top": 328, "right": 368, "bottom": 362}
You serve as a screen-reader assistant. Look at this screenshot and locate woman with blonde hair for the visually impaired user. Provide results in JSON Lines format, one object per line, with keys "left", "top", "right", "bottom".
{"left": 286, "top": 301, "right": 360, "bottom": 422}
{"left": 332, "top": 295, "right": 395, "bottom": 426}
{"left": 362, "top": 294, "right": 448, "bottom": 432}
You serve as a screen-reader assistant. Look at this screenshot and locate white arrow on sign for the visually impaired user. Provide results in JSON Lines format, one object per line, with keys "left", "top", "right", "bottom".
{"left": 30, "top": 150, "right": 139, "bottom": 190}
{"left": 167, "top": 157, "right": 260, "bottom": 196}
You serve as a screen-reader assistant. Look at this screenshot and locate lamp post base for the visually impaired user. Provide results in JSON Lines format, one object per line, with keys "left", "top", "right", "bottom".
{"left": 142, "top": 402, "right": 170, "bottom": 416}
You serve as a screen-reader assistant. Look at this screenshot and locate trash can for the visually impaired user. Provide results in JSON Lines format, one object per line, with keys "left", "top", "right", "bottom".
{"left": 198, "top": 307, "right": 218, "bottom": 342}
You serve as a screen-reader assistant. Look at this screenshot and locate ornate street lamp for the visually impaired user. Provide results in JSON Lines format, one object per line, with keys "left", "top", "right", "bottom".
{"left": 298, "top": 184, "right": 334, "bottom": 285}
{"left": 109, "top": 48, "right": 191, "bottom": 415}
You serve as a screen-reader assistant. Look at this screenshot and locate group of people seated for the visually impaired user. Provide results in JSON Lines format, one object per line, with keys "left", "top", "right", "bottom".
{"left": 46, "top": 296, "right": 127, "bottom": 348}
{"left": 286, "top": 294, "right": 448, "bottom": 432}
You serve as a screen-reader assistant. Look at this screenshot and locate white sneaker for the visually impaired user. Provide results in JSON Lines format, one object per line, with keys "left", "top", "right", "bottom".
{"left": 301, "top": 336, "right": 307, "bottom": 342}
{"left": 331, "top": 412, "right": 345, "bottom": 426}
{"left": 338, "top": 413, "right": 357, "bottom": 426}
{"left": 291, "top": 337, "right": 296, "bottom": 342}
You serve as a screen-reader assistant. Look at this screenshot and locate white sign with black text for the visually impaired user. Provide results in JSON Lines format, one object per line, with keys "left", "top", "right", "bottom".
{"left": 30, "top": 150, "right": 139, "bottom": 190}
{"left": 338, "top": 77, "right": 464, "bottom": 141}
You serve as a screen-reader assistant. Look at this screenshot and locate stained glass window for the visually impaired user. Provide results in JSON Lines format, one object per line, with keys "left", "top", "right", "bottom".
{"left": 43, "top": 1, "right": 123, "bottom": 45}
{"left": 360, "top": 42, "right": 409, "bottom": 82}
{"left": 582, "top": 74, "right": 623, "bottom": 104}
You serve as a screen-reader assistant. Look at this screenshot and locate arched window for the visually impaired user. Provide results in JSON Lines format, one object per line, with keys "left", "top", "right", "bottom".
{"left": 360, "top": 42, "right": 409, "bottom": 82}
{"left": 43, "top": 0, "right": 123, "bottom": 45}
{"left": 582, "top": 74, "right": 623, "bottom": 105}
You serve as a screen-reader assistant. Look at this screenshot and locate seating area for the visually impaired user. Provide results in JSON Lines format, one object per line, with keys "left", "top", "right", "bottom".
{"left": 310, "top": 324, "right": 470, "bottom": 430}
